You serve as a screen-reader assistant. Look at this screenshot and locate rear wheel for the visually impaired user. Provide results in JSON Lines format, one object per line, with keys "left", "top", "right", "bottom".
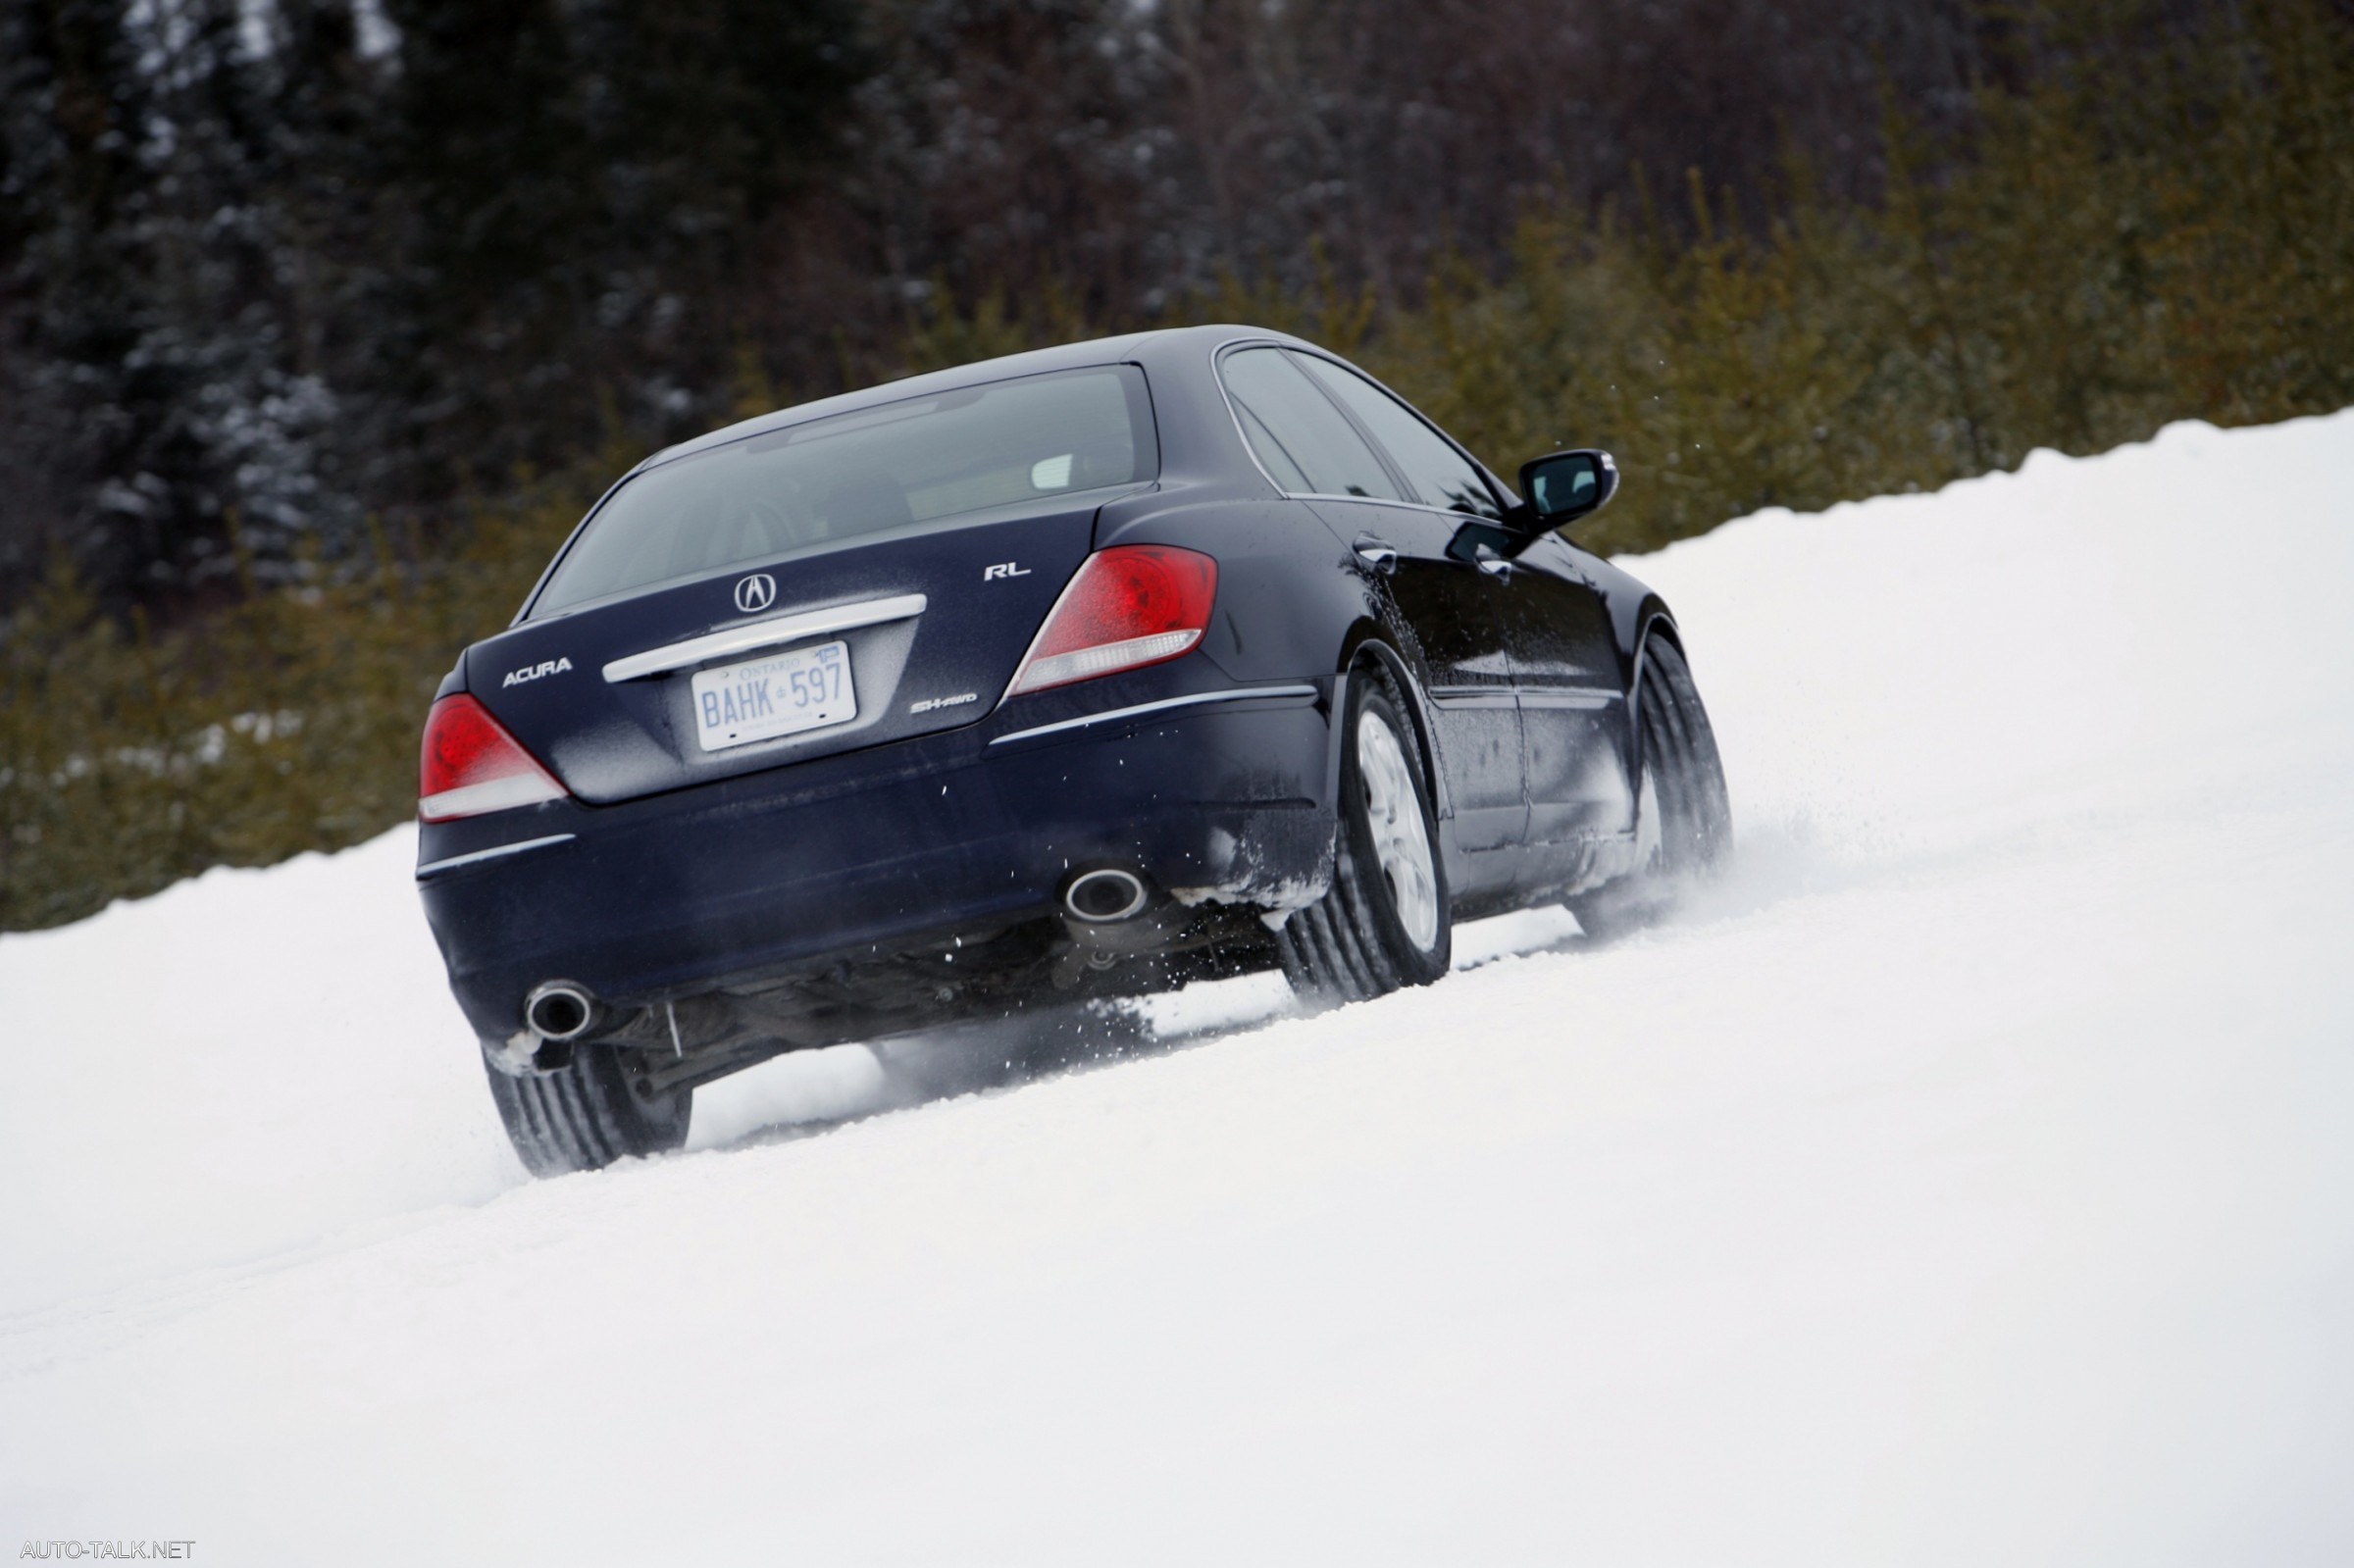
{"left": 1570, "top": 636, "right": 1731, "bottom": 939}
{"left": 483, "top": 1042, "right": 692, "bottom": 1177}
{"left": 1278, "top": 663, "right": 1452, "bottom": 1003}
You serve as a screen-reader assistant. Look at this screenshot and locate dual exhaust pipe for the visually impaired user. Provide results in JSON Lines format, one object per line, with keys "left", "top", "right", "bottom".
{"left": 524, "top": 870, "right": 1151, "bottom": 1038}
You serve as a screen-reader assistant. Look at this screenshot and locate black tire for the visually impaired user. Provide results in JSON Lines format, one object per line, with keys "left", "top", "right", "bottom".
{"left": 483, "top": 1041, "right": 692, "bottom": 1177}
{"left": 1569, "top": 636, "right": 1731, "bottom": 939}
{"left": 1277, "top": 661, "right": 1452, "bottom": 1003}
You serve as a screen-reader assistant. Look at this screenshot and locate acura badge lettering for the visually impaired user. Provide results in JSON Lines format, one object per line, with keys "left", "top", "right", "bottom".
{"left": 502, "top": 656, "right": 574, "bottom": 688}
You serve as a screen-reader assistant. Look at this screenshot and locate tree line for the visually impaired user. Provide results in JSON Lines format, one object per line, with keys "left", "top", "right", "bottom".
{"left": 2, "top": 0, "right": 2350, "bottom": 929}
{"left": 4, "top": 0, "right": 2134, "bottom": 610}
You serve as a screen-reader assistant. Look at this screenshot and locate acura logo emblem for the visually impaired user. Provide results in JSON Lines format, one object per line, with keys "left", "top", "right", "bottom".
{"left": 733, "top": 573, "right": 777, "bottom": 614}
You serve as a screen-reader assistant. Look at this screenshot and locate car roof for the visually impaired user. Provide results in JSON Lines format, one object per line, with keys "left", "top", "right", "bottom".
{"left": 638, "top": 323, "right": 1312, "bottom": 475}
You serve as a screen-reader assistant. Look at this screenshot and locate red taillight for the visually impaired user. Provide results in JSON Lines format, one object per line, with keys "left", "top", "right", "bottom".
{"left": 1006, "top": 545, "right": 1218, "bottom": 696}
{"left": 419, "top": 694, "right": 568, "bottom": 822}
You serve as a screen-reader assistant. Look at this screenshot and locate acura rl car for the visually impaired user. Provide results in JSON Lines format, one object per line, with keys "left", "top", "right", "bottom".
{"left": 415, "top": 325, "right": 1730, "bottom": 1174}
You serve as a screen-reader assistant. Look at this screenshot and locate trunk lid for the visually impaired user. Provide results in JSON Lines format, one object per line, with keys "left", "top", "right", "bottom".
{"left": 465, "top": 505, "right": 1095, "bottom": 804}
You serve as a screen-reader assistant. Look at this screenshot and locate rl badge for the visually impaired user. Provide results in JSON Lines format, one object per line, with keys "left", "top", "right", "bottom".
{"left": 691, "top": 639, "right": 855, "bottom": 751}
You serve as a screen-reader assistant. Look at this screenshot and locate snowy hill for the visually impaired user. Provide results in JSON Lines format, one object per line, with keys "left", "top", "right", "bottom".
{"left": 5, "top": 413, "right": 2352, "bottom": 1564}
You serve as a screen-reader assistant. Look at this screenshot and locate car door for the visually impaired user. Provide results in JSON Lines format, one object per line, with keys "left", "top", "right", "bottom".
{"left": 1285, "top": 352, "right": 1628, "bottom": 862}
{"left": 1216, "top": 345, "right": 1527, "bottom": 865}
{"left": 1280, "top": 348, "right": 1534, "bottom": 861}
{"left": 1493, "top": 531, "right": 1636, "bottom": 854}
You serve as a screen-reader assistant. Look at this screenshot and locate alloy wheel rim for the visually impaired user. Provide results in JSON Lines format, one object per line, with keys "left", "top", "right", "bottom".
{"left": 1356, "top": 710, "right": 1441, "bottom": 951}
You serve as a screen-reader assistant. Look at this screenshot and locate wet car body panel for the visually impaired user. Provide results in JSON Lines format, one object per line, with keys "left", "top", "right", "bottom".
{"left": 418, "top": 682, "right": 1333, "bottom": 1042}
{"left": 1308, "top": 493, "right": 1528, "bottom": 877}
{"left": 418, "top": 323, "right": 1684, "bottom": 1050}
{"left": 466, "top": 501, "right": 1103, "bottom": 803}
{"left": 1502, "top": 531, "right": 1637, "bottom": 849}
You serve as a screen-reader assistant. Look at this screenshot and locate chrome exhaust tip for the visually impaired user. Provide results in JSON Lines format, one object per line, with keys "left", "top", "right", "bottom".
{"left": 524, "top": 981, "right": 600, "bottom": 1042}
{"left": 1063, "top": 868, "right": 1150, "bottom": 923}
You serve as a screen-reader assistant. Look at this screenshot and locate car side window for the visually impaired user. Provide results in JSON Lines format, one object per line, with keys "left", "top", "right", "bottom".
{"left": 1292, "top": 353, "right": 1503, "bottom": 520}
{"left": 1218, "top": 347, "right": 1402, "bottom": 500}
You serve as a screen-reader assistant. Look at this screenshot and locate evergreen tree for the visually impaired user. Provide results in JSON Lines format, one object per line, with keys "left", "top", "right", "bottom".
{"left": 379, "top": 0, "right": 863, "bottom": 492}
{"left": 1, "top": 0, "right": 168, "bottom": 601}
{"left": 0, "top": 0, "right": 398, "bottom": 604}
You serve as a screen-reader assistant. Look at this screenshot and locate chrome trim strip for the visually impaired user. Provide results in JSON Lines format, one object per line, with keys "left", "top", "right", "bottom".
{"left": 990, "top": 683, "right": 1319, "bottom": 746}
{"left": 1515, "top": 687, "right": 1619, "bottom": 710}
{"left": 415, "top": 834, "right": 577, "bottom": 880}
{"left": 601, "top": 592, "right": 928, "bottom": 683}
{"left": 1425, "top": 686, "right": 1518, "bottom": 710}
{"left": 1294, "top": 493, "right": 1505, "bottom": 525}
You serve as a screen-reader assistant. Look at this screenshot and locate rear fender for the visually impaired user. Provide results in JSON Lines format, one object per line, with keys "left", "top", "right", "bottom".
{"left": 1331, "top": 624, "right": 1457, "bottom": 845}
{"left": 1093, "top": 484, "right": 1367, "bottom": 684}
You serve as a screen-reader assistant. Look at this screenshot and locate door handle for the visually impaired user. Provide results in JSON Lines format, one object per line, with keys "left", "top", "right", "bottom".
{"left": 1353, "top": 535, "right": 1400, "bottom": 575}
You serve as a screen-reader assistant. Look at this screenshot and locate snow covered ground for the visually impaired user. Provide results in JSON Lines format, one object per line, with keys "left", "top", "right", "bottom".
{"left": 5, "top": 412, "right": 2352, "bottom": 1564}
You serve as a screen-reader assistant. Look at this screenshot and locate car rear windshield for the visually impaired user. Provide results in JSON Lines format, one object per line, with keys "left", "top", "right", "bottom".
{"left": 532, "top": 364, "right": 1157, "bottom": 616}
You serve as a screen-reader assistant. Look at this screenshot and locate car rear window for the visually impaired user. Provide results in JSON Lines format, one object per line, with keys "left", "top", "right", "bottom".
{"left": 533, "top": 364, "right": 1157, "bottom": 616}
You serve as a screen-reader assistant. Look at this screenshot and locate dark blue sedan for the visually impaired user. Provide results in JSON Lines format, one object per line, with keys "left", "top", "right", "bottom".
{"left": 415, "top": 325, "right": 1730, "bottom": 1174}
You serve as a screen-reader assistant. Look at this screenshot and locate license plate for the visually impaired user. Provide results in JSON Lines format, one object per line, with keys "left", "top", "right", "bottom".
{"left": 691, "top": 640, "right": 855, "bottom": 751}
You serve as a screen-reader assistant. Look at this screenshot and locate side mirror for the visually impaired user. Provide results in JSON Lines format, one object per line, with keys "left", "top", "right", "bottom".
{"left": 1518, "top": 449, "right": 1619, "bottom": 530}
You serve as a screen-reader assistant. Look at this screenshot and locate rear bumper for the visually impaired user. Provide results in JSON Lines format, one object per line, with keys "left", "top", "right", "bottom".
{"left": 416, "top": 681, "right": 1337, "bottom": 1042}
